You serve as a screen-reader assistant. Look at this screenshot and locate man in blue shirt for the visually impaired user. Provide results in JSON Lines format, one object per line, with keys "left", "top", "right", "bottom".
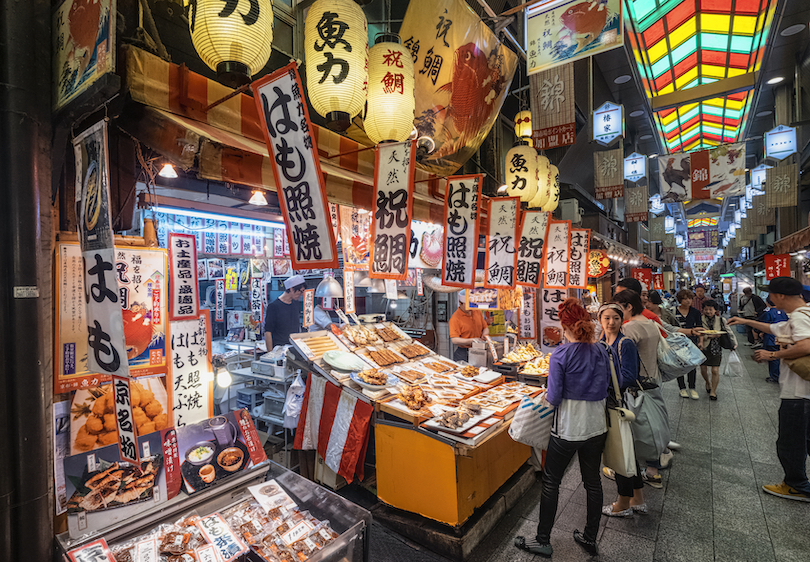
{"left": 757, "top": 298, "right": 788, "bottom": 383}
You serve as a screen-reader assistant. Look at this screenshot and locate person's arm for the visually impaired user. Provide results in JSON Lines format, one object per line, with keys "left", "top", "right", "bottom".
{"left": 728, "top": 316, "right": 773, "bottom": 334}
{"left": 756, "top": 338, "right": 810, "bottom": 362}
{"left": 451, "top": 336, "right": 478, "bottom": 346}
{"left": 264, "top": 332, "right": 273, "bottom": 351}
{"left": 619, "top": 339, "right": 639, "bottom": 388}
{"left": 545, "top": 350, "right": 564, "bottom": 406}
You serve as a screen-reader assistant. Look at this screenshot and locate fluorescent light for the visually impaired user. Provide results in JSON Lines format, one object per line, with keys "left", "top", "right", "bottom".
{"left": 767, "top": 76, "right": 784, "bottom": 85}
{"left": 159, "top": 163, "right": 178, "bottom": 178}
{"left": 248, "top": 190, "right": 269, "bottom": 206}
{"left": 614, "top": 75, "right": 632, "bottom": 84}
{"left": 780, "top": 24, "right": 805, "bottom": 37}
{"left": 629, "top": 110, "right": 645, "bottom": 118}
{"left": 151, "top": 205, "right": 285, "bottom": 230}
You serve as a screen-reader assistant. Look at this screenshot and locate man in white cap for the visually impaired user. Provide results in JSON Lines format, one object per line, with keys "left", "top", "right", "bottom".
{"left": 449, "top": 290, "right": 489, "bottom": 362}
{"left": 264, "top": 274, "right": 306, "bottom": 350}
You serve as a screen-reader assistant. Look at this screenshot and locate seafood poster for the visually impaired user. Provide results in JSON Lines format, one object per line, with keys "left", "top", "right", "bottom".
{"left": 525, "top": 0, "right": 623, "bottom": 74}
{"left": 55, "top": 243, "right": 168, "bottom": 393}
{"left": 708, "top": 143, "right": 746, "bottom": 198}
{"left": 398, "top": 0, "right": 517, "bottom": 176}
{"left": 339, "top": 205, "right": 371, "bottom": 271}
{"left": 540, "top": 288, "right": 565, "bottom": 355}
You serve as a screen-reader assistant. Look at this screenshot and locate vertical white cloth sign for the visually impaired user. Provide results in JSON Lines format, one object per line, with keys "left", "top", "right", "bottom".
{"left": 442, "top": 174, "right": 482, "bottom": 289}
{"left": 168, "top": 233, "right": 200, "bottom": 321}
{"left": 485, "top": 196, "right": 519, "bottom": 288}
{"left": 517, "top": 211, "right": 548, "bottom": 288}
{"left": 543, "top": 220, "right": 571, "bottom": 288}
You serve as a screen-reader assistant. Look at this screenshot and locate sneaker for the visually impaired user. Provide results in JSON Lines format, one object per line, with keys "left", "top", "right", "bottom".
{"left": 679, "top": 388, "right": 689, "bottom": 398}
{"left": 689, "top": 389, "right": 700, "bottom": 400}
{"left": 602, "top": 466, "right": 616, "bottom": 481}
{"left": 642, "top": 470, "right": 663, "bottom": 488}
{"left": 762, "top": 482, "right": 810, "bottom": 502}
{"left": 573, "top": 530, "right": 599, "bottom": 556}
{"left": 602, "top": 503, "right": 633, "bottom": 517}
{"left": 765, "top": 377, "right": 779, "bottom": 383}
{"left": 514, "top": 536, "right": 553, "bottom": 557}
{"left": 659, "top": 450, "right": 674, "bottom": 469}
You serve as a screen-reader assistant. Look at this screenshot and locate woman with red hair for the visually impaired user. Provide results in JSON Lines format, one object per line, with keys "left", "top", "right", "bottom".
{"left": 515, "top": 298, "right": 609, "bottom": 558}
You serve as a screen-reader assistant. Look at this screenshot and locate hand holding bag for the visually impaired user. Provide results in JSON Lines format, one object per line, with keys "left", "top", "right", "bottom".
{"left": 509, "top": 393, "right": 554, "bottom": 450}
{"left": 600, "top": 343, "right": 637, "bottom": 478}
{"left": 658, "top": 323, "right": 706, "bottom": 381}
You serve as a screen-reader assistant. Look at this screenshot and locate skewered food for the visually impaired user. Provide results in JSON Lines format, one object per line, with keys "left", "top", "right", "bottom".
{"left": 368, "top": 349, "right": 404, "bottom": 366}
{"left": 424, "top": 360, "right": 456, "bottom": 373}
{"left": 399, "top": 344, "right": 430, "bottom": 359}
{"left": 358, "top": 369, "right": 388, "bottom": 386}
{"left": 398, "top": 385, "right": 431, "bottom": 411}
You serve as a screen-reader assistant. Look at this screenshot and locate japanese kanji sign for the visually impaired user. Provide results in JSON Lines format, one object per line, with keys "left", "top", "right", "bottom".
{"left": 766, "top": 162, "right": 798, "bottom": 208}
{"left": 169, "top": 315, "right": 214, "bottom": 428}
{"left": 303, "top": 289, "right": 315, "bottom": 328}
{"left": 529, "top": 62, "right": 575, "bottom": 150}
{"left": 416, "top": 268, "right": 424, "bottom": 296}
{"left": 196, "top": 511, "right": 247, "bottom": 561}
{"left": 593, "top": 101, "right": 623, "bottom": 146}
{"left": 540, "top": 288, "right": 565, "bottom": 355}
{"left": 624, "top": 184, "right": 649, "bottom": 223}
{"left": 594, "top": 148, "right": 623, "bottom": 199}
{"left": 111, "top": 375, "right": 139, "bottom": 464}
{"left": 653, "top": 273, "right": 664, "bottom": 291}
{"left": 250, "top": 277, "right": 264, "bottom": 328}
{"left": 568, "top": 228, "right": 590, "bottom": 289}
{"left": 649, "top": 216, "right": 666, "bottom": 242}
{"left": 517, "top": 210, "right": 548, "bottom": 288}
{"left": 752, "top": 194, "right": 774, "bottom": 227}
{"left": 690, "top": 149, "right": 711, "bottom": 199}
{"left": 253, "top": 61, "right": 339, "bottom": 269}
{"left": 214, "top": 279, "right": 225, "bottom": 322}
{"left": 519, "top": 288, "right": 537, "bottom": 340}
{"left": 339, "top": 205, "right": 371, "bottom": 271}
{"left": 764, "top": 254, "right": 790, "bottom": 281}
{"left": 631, "top": 268, "right": 652, "bottom": 291}
{"left": 543, "top": 220, "right": 570, "bottom": 288}
{"left": 588, "top": 250, "right": 609, "bottom": 278}
{"left": 442, "top": 174, "right": 482, "bottom": 289}
{"left": 168, "top": 233, "right": 199, "bottom": 321}
{"left": 369, "top": 140, "right": 416, "bottom": 280}
{"left": 344, "top": 272, "right": 356, "bottom": 314}
{"left": 485, "top": 197, "right": 520, "bottom": 288}
{"left": 67, "top": 538, "right": 115, "bottom": 562}
{"left": 217, "top": 220, "right": 229, "bottom": 254}
{"left": 765, "top": 124, "right": 797, "bottom": 160}
{"left": 624, "top": 152, "right": 646, "bottom": 183}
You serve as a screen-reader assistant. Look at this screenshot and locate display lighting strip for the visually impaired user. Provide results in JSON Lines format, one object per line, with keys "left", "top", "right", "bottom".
{"left": 150, "top": 205, "right": 286, "bottom": 231}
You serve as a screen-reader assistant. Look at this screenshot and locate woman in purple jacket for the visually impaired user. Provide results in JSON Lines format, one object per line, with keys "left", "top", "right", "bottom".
{"left": 515, "top": 299, "right": 609, "bottom": 558}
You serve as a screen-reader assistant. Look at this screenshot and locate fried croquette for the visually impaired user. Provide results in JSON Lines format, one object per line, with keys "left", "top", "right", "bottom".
{"left": 92, "top": 393, "right": 110, "bottom": 416}
{"left": 85, "top": 415, "right": 104, "bottom": 435}
{"left": 130, "top": 383, "right": 142, "bottom": 408}
{"left": 74, "top": 425, "right": 98, "bottom": 451}
{"left": 132, "top": 407, "right": 148, "bottom": 427}
{"left": 153, "top": 414, "right": 168, "bottom": 431}
{"left": 138, "top": 422, "right": 156, "bottom": 435}
{"left": 98, "top": 431, "right": 119, "bottom": 446}
{"left": 103, "top": 413, "right": 117, "bottom": 432}
{"left": 143, "top": 400, "right": 163, "bottom": 418}
{"left": 137, "top": 388, "right": 155, "bottom": 407}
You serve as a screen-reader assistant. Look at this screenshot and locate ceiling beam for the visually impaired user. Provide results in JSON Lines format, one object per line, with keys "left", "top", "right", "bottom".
{"left": 650, "top": 72, "right": 759, "bottom": 112}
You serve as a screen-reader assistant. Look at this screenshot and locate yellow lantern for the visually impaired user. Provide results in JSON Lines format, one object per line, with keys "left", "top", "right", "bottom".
{"left": 514, "top": 110, "right": 532, "bottom": 140}
{"left": 189, "top": 0, "right": 274, "bottom": 87}
{"left": 364, "top": 38, "right": 415, "bottom": 144}
{"left": 305, "top": 0, "right": 368, "bottom": 131}
{"left": 528, "top": 154, "right": 550, "bottom": 208}
{"left": 505, "top": 145, "right": 538, "bottom": 202}
{"left": 542, "top": 165, "right": 560, "bottom": 213}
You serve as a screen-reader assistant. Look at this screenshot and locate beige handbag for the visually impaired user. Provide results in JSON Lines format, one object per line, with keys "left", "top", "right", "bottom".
{"left": 600, "top": 342, "right": 637, "bottom": 478}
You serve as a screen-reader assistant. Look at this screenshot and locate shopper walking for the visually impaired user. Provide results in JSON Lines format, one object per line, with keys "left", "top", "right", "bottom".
{"left": 692, "top": 284, "right": 707, "bottom": 312}
{"left": 700, "top": 300, "right": 736, "bottom": 400}
{"left": 647, "top": 290, "right": 679, "bottom": 328}
{"left": 740, "top": 287, "right": 766, "bottom": 344}
{"left": 756, "top": 298, "right": 787, "bottom": 383}
{"left": 674, "top": 289, "right": 703, "bottom": 399}
{"left": 515, "top": 299, "right": 609, "bottom": 557}
{"left": 729, "top": 277, "right": 810, "bottom": 502}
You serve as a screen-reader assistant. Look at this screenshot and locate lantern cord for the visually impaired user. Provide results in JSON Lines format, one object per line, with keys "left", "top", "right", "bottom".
{"left": 137, "top": 0, "right": 170, "bottom": 61}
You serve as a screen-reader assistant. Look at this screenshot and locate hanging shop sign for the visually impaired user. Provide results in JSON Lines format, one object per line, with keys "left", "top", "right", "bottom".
{"left": 593, "top": 102, "right": 623, "bottom": 146}
{"left": 111, "top": 375, "right": 139, "bottom": 464}
{"left": 168, "top": 314, "right": 214, "bottom": 427}
{"left": 752, "top": 194, "right": 775, "bottom": 228}
{"left": 542, "top": 219, "right": 570, "bottom": 288}
{"left": 751, "top": 163, "right": 771, "bottom": 189}
{"left": 242, "top": 224, "right": 253, "bottom": 255}
{"left": 690, "top": 150, "right": 711, "bottom": 199}
{"left": 631, "top": 268, "right": 652, "bottom": 291}
{"left": 587, "top": 250, "right": 609, "bottom": 278}
{"left": 216, "top": 221, "right": 228, "bottom": 254}
{"left": 416, "top": 268, "right": 424, "bottom": 295}
{"left": 399, "top": 0, "right": 517, "bottom": 176}
{"left": 594, "top": 148, "right": 624, "bottom": 199}
{"left": 540, "top": 288, "right": 565, "bottom": 355}
{"left": 229, "top": 221, "right": 241, "bottom": 255}
{"left": 529, "top": 62, "right": 576, "bottom": 150}
{"left": 688, "top": 228, "right": 718, "bottom": 249}
{"left": 339, "top": 206, "right": 371, "bottom": 270}
{"left": 764, "top": 124, "right": 797, "bottom": 161}
{"left": 568, "top": 228, "right": 590, "bottom": 289}
{"left": 519, "top": 288, "right": 537, "bottom": 340}
{"left": 344, "top": 273, "right": 356, "bottom": 314}
{"left": 250, "top": 277, "right": 264, "bottom": 328}
{"left": 168, "top": 233, "right": 200, "bottom": 321}
{"left": 658, "top": 153, "right": 691, "bottom": 203}
{"left": 708, "top": 143, "right": 746, "bottom": 198}
{"left": 764, "top": 254, "right": 790, "bottom": 281}
{"left": 369, "top": 140, "right": 416, "bottom": 280}
{"left": 525, "top": 0, "right": 623, "bottom": 74}
{"left": 303, "top": 289, "right": 315, "bottom": 328}
{"left": 214, "top": 279, "right": 225, "bottom": 322}
{"left": 623, "top": 152, "right": 646, "bottom": 183}
{"left": 766, "top": 162, "right": 798, "bottom": 208}
{"left": 649, "top": 216, "right": 665, "bottom": 242}
{"left": 253, "top": 61, "right": 339, "bottom": 269}
{"left": 485, "top": 197, "right": 520, "bottom": 288}
{"left": 649, "top": 193, "right": 666, "bottom": 215}
{"left": 203, "top": 219, "right": 216, "bottom": 254}
{"left": 441, "top": 174, "right": 482, "bottom": 289}
{"left": 505, "top": 145, "right": 539, "bottom": 202}
{"left": 624, "top": 184, "right": 649, "bottom": 223}
{"left": 253, "top": 225, "right": 265, "bottom": 257}
{"left": 653, "top": 273, "right": 664, "bottom": 291}
{"left": 329, "top": 202, "right": 340, "bottom": 244}
{"left": 517, "top": 210, "right": 548, "bottom": 288}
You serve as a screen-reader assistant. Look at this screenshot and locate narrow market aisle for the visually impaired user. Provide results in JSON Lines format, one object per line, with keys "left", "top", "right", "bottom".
{"left": 463, "top": 346, "right": 808, "bottom": 562}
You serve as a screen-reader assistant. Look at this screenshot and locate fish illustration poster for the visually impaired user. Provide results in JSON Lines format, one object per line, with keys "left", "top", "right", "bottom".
{"left": 398, "top": 0, "right": 517, "bottom": 176}
{"left": 657, "top": 153, "right": 692, "bottom": 203}
{"left": 526, "top": 0, "right": 624, "bottom": 74}
{"left": 55, "top": 243, "right": 168, "bottom": 393}
{"left": 708, "top": 143, "right": 746, "bottom": 198}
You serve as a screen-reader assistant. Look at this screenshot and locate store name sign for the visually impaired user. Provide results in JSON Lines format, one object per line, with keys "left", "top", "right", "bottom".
{"left": 624, "top": 152, "right": 646, "bottom": 183}
{"left": 441, "top": 175, "right": 482, "bottom": 289}
{"left": 485, "top": 197, "right": 519, "bottom": 289}
{"left": 593, "top": 101, "right": 623, "bottom": 146}
{"left": 764, "top": 125, "right": 797, "bottom": 160}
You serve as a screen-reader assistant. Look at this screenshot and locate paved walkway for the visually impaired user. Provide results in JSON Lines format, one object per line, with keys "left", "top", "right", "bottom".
{"left": 371, "top": 346, "right": 809, "bottom": 561}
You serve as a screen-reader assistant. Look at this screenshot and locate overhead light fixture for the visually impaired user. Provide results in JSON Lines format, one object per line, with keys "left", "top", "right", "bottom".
{"left": 629, "top": 110, "right": 645, "bottom": 117}
{"left": 756, "top": 110, "right": 773, "bottom": 117}
{"left": 217, "top": 370, "right": 232, "bottom": 388}
{"left": 366, "top": 278, "right": 386, "bottom": 293}
{"left": 767, "top": 76, "right": 784, "bottom": 85}
{"left": 614, "top": 75, "right": 632, "bottom": 84}
{"left": 150, "top": 205, "right": 285, "bottom": 230}
{"left": 353, "top": 270, "right": 371, "bottom": 287}
{"left": 315, "top": 275, "right": 343, "bottom": 298}
{"left": 780, "top": 24, "right": 806, "bottom": 37}
{"left": 640, "top": 134, "right": 653, "bottom": 140}
{"left": 159, "top": 163, "right": 178, "bottom": 178}
{"left": 248, "top": 190, "right": 268, "bottom": 206}
{"left": 497, "top": 184, "right": 508, "bottom": 194}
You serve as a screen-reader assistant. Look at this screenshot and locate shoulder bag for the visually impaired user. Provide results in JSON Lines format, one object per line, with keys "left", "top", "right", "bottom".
{"left": 509, "top": 393, "right": 554, "bottom": 450}
{"left": 657, "top": 322, "right": 706, "bottom": 381}
{"left": 719, "top": 317, "right": 735, "bottom": 350}
{"left": 625, "top": 355, "right": 671, "bottom": 462}
{"left": 599, "top": 342, "right": 637, "bottom": 478}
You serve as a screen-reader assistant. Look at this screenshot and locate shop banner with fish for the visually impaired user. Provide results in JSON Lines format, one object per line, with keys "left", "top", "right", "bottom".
{"left": 485, "top": 197, "right": 520, "bottom": 289}
{"left": 542, "top": 220, "right": 571, "bottom": 289}
{"left": 253, "top": 62, "right": 339, "bottom": 270}
{"left": 690, "top": 150, "right": 711, "bottom": 200}
{"left": 526, "top": 0, "right": 623, "bottom": 74}
{"left": 168, "top": 233, "right": 200, "bottom": 321}
{"left": 529, "top": 62, "right": 575, "bottom": 149}
{"left": 631, "top": 268, "right": 652, "bottom": 291}
{"left": 658, "top": 153, "right": 691, "bottom": 203}
{"left": 398, "top": 0, "right": 517, "bottom": 176}
{"left": 56, "top": 243, "right": 168, "bottom": 393}
{"left": 587, "top": 250, "right": 609, "bottom": 278}
{"left": 168, "top": 315, "right": 214, "bottom": 428}
{"left": 624, "top": 184, "right": 649, "bottom": 223}
{"left": 568, "top": 228, "right": 590, "bottom": 289}
{"left": 540, "top": 288, "right": 565, "bottom": 355}
{"left": 653, "top": 273, "right": 664, "bottom": 291}
{"left": 709, "top": 143, "right": 745, "bottom": 198}
{"left": 517, "top": 210, "right": 548, "bottom": 288}
{"left": 369, "top": 140, "right": 416, "bottom": 280}
{"left": 519, "top": 288, "right": 537, "bottom": 340}
{"left": 594, "top": 148, "right": 624, "bottom": 199}
{"left": 441, "top": 175, "right": 482, "bottom": 289}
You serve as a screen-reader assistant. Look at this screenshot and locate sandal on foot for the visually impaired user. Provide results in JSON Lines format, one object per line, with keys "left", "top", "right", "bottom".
{"left": 631, "top": 503, "right": 649, "bottom": 514}
{"left": 514, "top": 536, "right": 553, "bottom": 557}
{"left": 642, "top": 471, "right": 663, "bottom": 488}
{"left": 573, "top": 530, "right": 599, "bottom": 556}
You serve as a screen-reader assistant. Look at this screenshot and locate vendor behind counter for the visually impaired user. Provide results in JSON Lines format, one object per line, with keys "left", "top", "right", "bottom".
{"left": 449, "top": 290, "right": 490, "bottom": 362}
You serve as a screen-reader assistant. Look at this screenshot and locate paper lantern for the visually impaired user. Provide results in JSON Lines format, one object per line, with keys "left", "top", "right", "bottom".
{"left": 189, "top": 0, "right": 274, "bottom": 86}
{"left": 305, "top": 0, "right": 368, "bottom": 131}
{"left": 515, "top": 110, "right": 532, "bottom": 140}
{"left": 505, "top": 145, "right": 538, "bottom": 202}
{"left": 528, "top": 155, "right": 550, "bottom": 208}
{"left": 541, "top": 165, "right": 560, "bottom": 212}
{"left": 364, "top": 39, "right": 415, "bottom": 144}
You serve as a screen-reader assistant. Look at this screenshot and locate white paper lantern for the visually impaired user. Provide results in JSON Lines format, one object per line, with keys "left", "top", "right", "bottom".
{"left": 364, "top": 40, "right": 415, "bottom": 144}
{"left": 542, "top": 165, "right": 560, "bottom": 213}
{"left": 305, "top": 0, "right": 368, "bottom": 130}
{"left": 528, "top": 155, "right": 550, "bottom": 208}
{"left": 515, "top": 110, "right": 532, "bottom": 140}
{"left": 189, "top": 0, "right": 274, "bottom": 86}
{"left": 505, "top": 145, "right": 538, "bottom": 202}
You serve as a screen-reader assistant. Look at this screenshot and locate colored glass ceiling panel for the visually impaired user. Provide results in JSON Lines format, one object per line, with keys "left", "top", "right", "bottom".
{"left": 688, "top": 218, "right": 718, "bottom": 228}
{"left": 626, "top": 0, "right": 776, "bottom": 153}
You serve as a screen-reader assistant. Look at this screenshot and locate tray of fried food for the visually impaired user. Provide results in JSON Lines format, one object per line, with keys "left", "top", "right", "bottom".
{"left": 463, "top": 381, "right": 539, "bottom": 413}
{"left": 423, "top": 402, "right": 493, "bottom": 433}
{"left": 362, "top": 347, "right": 407, "bottom": 367}
{"left": 422, "top": 359, "right": 459, "bottom": 373}
{"left": 291, "top": 333, "right": 342, "bottom": 359}
{"left": 357, "top": 368, "right": 389, "bottom": 386}
{"left": 341, "top": 324, "right": 382, "bottom": 347}
{"left": 397, "top": 341, "right": 432, "bottom": 359}
{"left": 396, "top": 384, "right": 432, "bottom": 411}
{"left": 393, "top": 367, "right": 429, "bottom": 385}
{"left": 520, "top": 353, "right": 550, "bottom": 375}
{"left": 453, "top": 364, "right": 481, "bottom": 381}
{"left": 374, "top": 325, "right": 402, "bottom": 342}
{"left": 500, "top": 343, "right": 541, "bottom": 364}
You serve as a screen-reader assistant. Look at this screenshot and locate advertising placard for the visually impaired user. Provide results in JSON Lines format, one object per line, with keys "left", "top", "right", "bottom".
{"left": 441, "top": 175, "right": 482, "bottom": 289}
{"left": 485, "top": 197, "right": 519, "bottom": 288}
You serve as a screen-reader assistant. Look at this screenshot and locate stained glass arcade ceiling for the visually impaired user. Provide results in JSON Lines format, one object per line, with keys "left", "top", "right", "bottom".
{"left": 625, "top": 0, "right": 777, "bottom": 153}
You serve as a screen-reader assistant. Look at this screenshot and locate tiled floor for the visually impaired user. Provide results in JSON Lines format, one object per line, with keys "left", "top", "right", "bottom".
{"left": 371, "top": 346, "right": 810, "bottom": 561}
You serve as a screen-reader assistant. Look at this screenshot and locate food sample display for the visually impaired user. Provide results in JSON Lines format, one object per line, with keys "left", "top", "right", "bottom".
{"left": 342, "top": 325, "right": 382, "bottom": 346}
{"left": 66, "top": 457, "right": 162, "bottom": 514}
{"left": 296, "top": 335, "right": 339, "bottom": 358}
{"left": 395, "top": 369, "right": 428, "bottom": 384}
{"left": 358, "top": 369, "right": 388, "bottom": 386}
{"left": 500, "top": 343, "right": 541, "bottom": 364}
{"left": 463, "top": 381, "right": 540, "bottom": 412}
{"left": 423, "top": 360, "right": 457, "bottom": 373}
{"left": 375, "top": 326, "right": 402, "bottom": 342}
{"left": 433, "top": 403, "right": 481, "bottom": 429}
{"left": 397, "top": 385, "right": 432, "bottom": 411}
{"left": 398, "top": 343, "right": 430, "bottom": 359}
{"left": 521, "top": 354, "right": 550, "bottom": 375}
{"left": 366, "top": 349, "right": 405, "bottom": 367}
{"left": 458, "top": 365, "right": 479, "bottom": 378}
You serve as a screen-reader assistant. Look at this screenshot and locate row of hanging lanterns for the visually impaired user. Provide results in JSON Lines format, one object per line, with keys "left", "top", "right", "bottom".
{"left": 503, "top": 112, "right": 559, "bottom": 212}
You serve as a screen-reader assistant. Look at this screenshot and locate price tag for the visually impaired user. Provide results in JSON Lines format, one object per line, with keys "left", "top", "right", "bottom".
{"left": 134, "top": 538, "right": 158, "bottom": 562}
{"left": 416, "top": 268, "right": 424, "bottom": 296}
{"left": 484, "top": 336, "right": 499, "bottom": 361}
{"left": 194, "top": 545, "right": 220, "bottom": 562}
{"left": 335, "top": 309, "right": 349, "bottom": 325}
{"left": 384, "top": 279, "right": 398, "bottom": 300}
{"left": 281, "top": 521, "right": 315, "bottom": 545}
{"left": 67, "top": 539, "right": 114, "bottom": 562}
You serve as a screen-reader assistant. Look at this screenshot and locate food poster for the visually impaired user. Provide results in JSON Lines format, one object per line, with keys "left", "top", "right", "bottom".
{"left": 168, "top": 315, "right": 215, "bottom": 428}
{"left": 250, "top": 258, "right": 269, "bottom": 277}
{"left": 55, "top": 243, "right": 168, "bottom": 393}
{"left": 708, "top": 142, "right": 746, "bottom": 198}
{"left": 272, "top": 259, "right": 291, "bottom": 277}
{"left": 409, "top": 219, "right": 444, "bottom": 269}
{"left": 339, "top": 205, "right": 371, "bottom": 270}
{"left": 568, "top": 228, "right": 590, "bottom": 289}
{"left": 466, "top": 287, "right": 499, "bottom": 309}
{"left": 170, "top": 410, "right": 266, "bottom": 495}
{"left": 540, "top": 288, "right": 565, "bottom": 355}
{"left": 70, "top": 375, "right": 169, "bottom": 455}
{"left": 225, "top": 262, "right": 239, "bottom": 292}
{"left": 237, "top": 259, "right": 250, "bottom": 291}
{"left": 207, "top": 258, "right": 224, "bottom": 279}
{"left": 519, "top": 288, "right": 537, "bottom": 340}
{"left": 63, "top": 432, "right": 167, "bottom": 538}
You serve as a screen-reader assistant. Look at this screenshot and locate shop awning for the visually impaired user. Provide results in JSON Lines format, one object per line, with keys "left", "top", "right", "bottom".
{"left": 120, "top": 46, "right": 444, "bottom": 223}
{"left": 773, "top": 227, "right": 810, "bottom": 255}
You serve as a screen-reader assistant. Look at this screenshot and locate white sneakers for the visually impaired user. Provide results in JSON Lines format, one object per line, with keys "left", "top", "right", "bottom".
{"left": 679, "top": 389, "right": 688, "bottom": 398}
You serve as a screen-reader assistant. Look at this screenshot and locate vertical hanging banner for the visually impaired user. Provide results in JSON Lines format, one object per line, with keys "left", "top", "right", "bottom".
{"left": 540, "top": 288, "right": 566, "bottom": 355}
{"left": 485, "top": 197, "right": 520, "bottom": 288}
{"left": 168, "top": 315, "right": 214, "bottom": 427}
{"left": 658, "top": 153, "right": 691, "bottom": 203}
{"left": 253, "top": 61, "right": 339, "bottom": 269}
{"left": 624, "top": 184, "right": 649, "bottom": 223}
{"left": 542, "top": 220, "right": 571, "bottom": 288}
{"left": 568, "top": 228, "right": 590, "bottom": 289}
{"left": 303, "top": 289, "right": 315, "bottom": 328}
{"left": 709, "top": 143, "right": 746, "bottom": 198}
{"left": 339, "top": 206, "right": 372, "bottom": 271}
{"left": 229, "top": 221, "right": 242, "bottom": 255}
{"left": 168, "top": 233, "right": 200, "bottom": 321}
{"left": 766, "top": 162, "right": 798, "bottom": 208}
{"left": 517, "top": 210, "right": 548, "bottom": 287}
{"left": 241, "top": 224, "right": 253, "bottom": 255}
{"left": 529, "top": 62, "right": 576, "bottom": 150}
{"left": 519, "top": 288, "right": 537, "bottom": 340}
{"left": 369, "top": 140, "right": 416, "bottom": 280}
{"left": 214, "top": 279, "right": 225, "bottom": 322}
{"left": 217, "top": 220, "right": 229, "bottom": 254}
{"left": 631, "top": 268, "right": 652, "bottom": 291}
{"left": 344, "top": 273, "right": 356, "bottom": 315}
{"left": 592, "top": 102, "right": 624, "bottom": 146}
{"left": 752, "top": 194, "right": 775, "bottom": 227}
{"left": 204, "top": 219, "right": 216, "bottom": 254}
{"left": 764, "top": 254, "right": 790, "bottom": 280}
{"left": 253, "top": 226, "right": 265, "bottom": 257}
{"left": 649, "top": 216, "right": 666, "bottom": 242}
{"left": 416, "top": 268, "right": 424, "bottom": 296}
{"left": 653, "top": 273, "right": 664, "bottom": 291}
{"left": 441, "top": 175, "right": 482, "bottom": 289}
{"left": 690, "top": 150, "right": 711, "bottom": 199}
{"left": 624, "top": 152, "right": 646, "bottom": 183}
{"left": 594, "top": 148, "right": 624, "bottom": 199}
{"left": 111, "top": 375, "right": 139, "bottom": 464}
{"left": 329, "top": 202, "right": 340, "bottom": 244}
{"left": 250, "top": 277, "right": 264, "bottom": 326}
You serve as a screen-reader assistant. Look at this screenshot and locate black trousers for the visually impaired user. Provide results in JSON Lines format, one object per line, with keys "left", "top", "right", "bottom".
{"left": 777, "top": 399, "right": 810, "bottom": 495}
{"left": 537, "top": 432, "right": 607, "bottom": 543}
{"left": 616, "top": 461, "right": 644, "bottom": 497}
{"left": 677, "top": 369, "right": 697, "bottom": 390}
